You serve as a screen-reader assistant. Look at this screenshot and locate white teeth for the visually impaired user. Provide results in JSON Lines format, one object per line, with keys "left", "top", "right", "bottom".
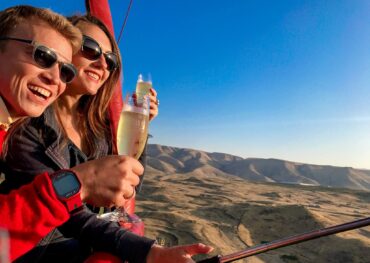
{"left": 87, "top": 72, "right": 100, "bottom": 80}
{"left": 28, "top": 85, "right": 51, "bottom": 98}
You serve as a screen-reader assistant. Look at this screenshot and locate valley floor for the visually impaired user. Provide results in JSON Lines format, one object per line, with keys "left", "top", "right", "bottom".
{"left": 137, "top": 171, "right": 370, "bottom": 263}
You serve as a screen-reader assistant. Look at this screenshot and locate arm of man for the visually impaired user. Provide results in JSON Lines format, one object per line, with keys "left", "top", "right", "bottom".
{"left": 3, "top": 117, "right": 140, "bottom": 207}
{"left": 3, "top": 116, "right": 154, "bottom": 262}
{"left": 0, "top": 172, "right": 69, "bottom": 261}
{"left": 59, "top": 209, "right": 155, "bottom": 262}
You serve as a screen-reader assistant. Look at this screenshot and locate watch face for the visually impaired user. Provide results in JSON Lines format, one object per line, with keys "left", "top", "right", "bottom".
{"left": 53, "top": 172, "right": 81, "bottom": 198}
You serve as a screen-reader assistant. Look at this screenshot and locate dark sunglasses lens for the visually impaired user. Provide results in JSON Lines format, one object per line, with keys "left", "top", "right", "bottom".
{"left": 104, "top": 53, "right": 118, "bottom": 71}
{"left": 60, "top": 63, "right": 77, "bottom": 83}
{"left": 34, "top": 45, "right": 57, "bottom": 68}
{"left": 82, "top": 37, "right": 101, "bottom": 60}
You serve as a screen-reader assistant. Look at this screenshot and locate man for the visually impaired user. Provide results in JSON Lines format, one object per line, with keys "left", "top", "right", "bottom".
{"left": 0, "top": 5, "right": 145, "bottom": 260}
{"left": 0, "top": 5, "right": 213, "bottom": 263}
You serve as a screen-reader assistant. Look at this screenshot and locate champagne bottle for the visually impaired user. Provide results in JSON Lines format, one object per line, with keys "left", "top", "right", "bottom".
{"left": 135, "top": 74, "right": 152, "bottom": 104}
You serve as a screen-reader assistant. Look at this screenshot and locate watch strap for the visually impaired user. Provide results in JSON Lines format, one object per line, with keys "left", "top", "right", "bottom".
{"left": 65, "top": 191, "right": 83, "bottom": 213}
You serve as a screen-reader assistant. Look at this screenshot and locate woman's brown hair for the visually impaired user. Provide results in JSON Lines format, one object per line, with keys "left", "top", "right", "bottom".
{"left": 56, "top": 14, "right": 122, "bottom": 158}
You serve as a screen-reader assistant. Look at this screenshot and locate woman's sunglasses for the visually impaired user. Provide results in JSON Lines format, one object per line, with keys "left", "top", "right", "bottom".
{"left": 0, "top": 37, "right": 77, "bottom": 83}
{"left": 81, "top": 35, "right": 119, "bottom": 72}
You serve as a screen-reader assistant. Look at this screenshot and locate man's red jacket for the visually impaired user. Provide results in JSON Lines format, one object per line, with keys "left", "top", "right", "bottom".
{"left": 0, "top": 129, "right": 70, "bottom": 261}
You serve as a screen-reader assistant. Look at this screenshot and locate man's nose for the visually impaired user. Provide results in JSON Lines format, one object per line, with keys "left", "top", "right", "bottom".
{"left": 40, "top": 64, "right": 61, "bottom": 85}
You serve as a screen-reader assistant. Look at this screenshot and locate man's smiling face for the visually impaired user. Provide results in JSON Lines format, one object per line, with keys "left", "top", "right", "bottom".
{"left": 0, "top": 17, "right": 73, "bottom": 118}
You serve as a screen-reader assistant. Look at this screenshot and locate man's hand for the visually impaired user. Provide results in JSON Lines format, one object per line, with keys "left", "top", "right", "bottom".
{"left": 146, "top": 243, "right": 214, "bottom": 263}
{"left": 70, "top": 155, "right": 144, "bottom": 207}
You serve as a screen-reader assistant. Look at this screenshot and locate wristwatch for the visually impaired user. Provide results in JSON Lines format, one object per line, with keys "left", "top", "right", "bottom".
{"left": 51, "top": 170, "right": 82, "bottom": 213}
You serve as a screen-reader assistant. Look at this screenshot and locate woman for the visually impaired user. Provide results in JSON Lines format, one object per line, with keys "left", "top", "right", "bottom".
{"left": 56, "top": 14, "right": 158, "bottom": 165}
{"left": 2, "top": 14, "right": 160, "bottom": 262}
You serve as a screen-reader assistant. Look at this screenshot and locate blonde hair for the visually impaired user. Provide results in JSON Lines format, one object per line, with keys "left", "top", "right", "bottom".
{"left": 0, "top": 5, "right": 82, "bottom": 53}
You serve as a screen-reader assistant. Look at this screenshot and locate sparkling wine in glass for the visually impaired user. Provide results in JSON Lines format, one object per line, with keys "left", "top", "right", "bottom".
{"left": 102, "top": 90, "right": 149, "bottom": 226}
{"left": 117, "top": 94, "right": 150, "bottom": 159}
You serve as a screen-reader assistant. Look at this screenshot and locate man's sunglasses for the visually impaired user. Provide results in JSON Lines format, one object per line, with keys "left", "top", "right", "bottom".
{"left": 0, "top": 37, "right": 77, "bottom": 83}
{"left": 81, "top": 35, "right": 119, "bottom": 72}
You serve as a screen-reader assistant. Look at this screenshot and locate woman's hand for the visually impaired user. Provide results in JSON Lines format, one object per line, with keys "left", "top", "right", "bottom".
{"left": 148, "top": 87, "right": 159, "bottom": 121}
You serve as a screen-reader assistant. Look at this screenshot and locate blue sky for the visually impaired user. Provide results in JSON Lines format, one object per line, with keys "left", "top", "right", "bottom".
{"left": 2, "top": 1, "right": 370, "bottom": 169}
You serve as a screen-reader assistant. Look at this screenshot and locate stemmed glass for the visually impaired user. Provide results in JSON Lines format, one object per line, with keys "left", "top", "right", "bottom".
{"left": 117, "top": 93, "right": 150, "bottom": 159}
{"left": 101, "top": 74, "right": 151, "bottom": 226}
{"left": 118, "top": 73, "right": 152, "bottom": 158}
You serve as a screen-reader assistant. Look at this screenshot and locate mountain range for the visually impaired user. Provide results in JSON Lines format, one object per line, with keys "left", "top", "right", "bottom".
{"left": 146, "top": 144, "right": 370, "bottom": 191}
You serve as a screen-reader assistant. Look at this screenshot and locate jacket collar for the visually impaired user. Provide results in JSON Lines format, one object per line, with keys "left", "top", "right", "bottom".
{"left": 40, "top": 107, "right": 110, "bottom": 168}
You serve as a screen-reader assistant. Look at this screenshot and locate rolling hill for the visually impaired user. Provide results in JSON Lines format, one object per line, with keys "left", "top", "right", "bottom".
{"left": 136, "top": 144, "right": 370, "bottom": 262}
{"left": 146, "top": 144, "right": 370, "bottom": 191}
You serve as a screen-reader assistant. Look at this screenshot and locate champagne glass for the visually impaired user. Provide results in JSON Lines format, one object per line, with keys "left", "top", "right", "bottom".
{"left": 117, "top": 93, "right": 150, "bottom": 159}
{"left": 100, "top": 77, "right": 150, "bottom": 228}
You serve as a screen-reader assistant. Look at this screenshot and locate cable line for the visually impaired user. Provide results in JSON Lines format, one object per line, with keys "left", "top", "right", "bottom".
{"left": 117, "top": 0, "right": 133, "bottom": 44}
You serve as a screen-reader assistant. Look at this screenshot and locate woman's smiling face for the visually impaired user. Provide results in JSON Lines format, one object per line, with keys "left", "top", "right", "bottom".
{"left": 68, "top": 22, "right": 113, "bottom": 95}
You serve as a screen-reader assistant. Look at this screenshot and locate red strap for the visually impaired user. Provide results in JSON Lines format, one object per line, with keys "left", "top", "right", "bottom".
{"left": 84, "top": 252, "right": 122, "bottom": 263}
{"left": 65, "top": 193, "right": 83, "bottom": 213}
